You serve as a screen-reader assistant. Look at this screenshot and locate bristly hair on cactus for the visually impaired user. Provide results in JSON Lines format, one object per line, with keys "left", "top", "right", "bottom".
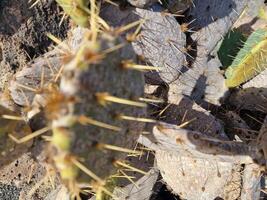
{"left": 218, "top": 29, "right": 246, "bottom": 68}
{"left": 225, "top": 28, "right": 267, "bottom": 88}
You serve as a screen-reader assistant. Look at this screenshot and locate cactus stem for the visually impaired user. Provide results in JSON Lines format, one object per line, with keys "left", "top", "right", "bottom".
{"left": 126, "top": 33, "right": 139, "bottom": 42}
{"left": 78, "top": 115, "right": 122, "bottom": 131}
{"left": 96, "top": 16, "right": 110, "bottom": 31}
{"left": 95, "top": 92, "right": 147, "bottom": 107}
{"left": 8, "top": 126, "right": 51, "bottom": 144}
{"left": 68, "top": 163, "right": 117, "bottom": 199}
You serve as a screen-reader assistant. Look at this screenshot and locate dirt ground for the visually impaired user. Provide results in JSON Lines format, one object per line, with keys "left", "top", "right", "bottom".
{"left": 0, "top": 0, "right": 69, "bottom": 90}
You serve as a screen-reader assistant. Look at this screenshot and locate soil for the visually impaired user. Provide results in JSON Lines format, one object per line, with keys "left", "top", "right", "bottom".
{"left": 0, "top": 0, "right": 69, "bottom": 90}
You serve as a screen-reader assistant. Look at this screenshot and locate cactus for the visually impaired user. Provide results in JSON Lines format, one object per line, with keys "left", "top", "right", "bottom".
{"left": 6, "top": 18, "right": 147, "bottom": 200}
{"left": 56, "top": 0, "right": 90, "bottom": 27}
{"left": 47, "top": 31, "right": 146, "bottom": 199}
{"left": 225, "top": 28, "right": 267, "bottom": 87}
{"left": 218, "top": 29, "right": 246, "bottom": 68}
{"left": 3, "top": 0, "right": 150, "bottom": 198}
{"left": 55, "top": 0, "right": 109, "bottom": 30}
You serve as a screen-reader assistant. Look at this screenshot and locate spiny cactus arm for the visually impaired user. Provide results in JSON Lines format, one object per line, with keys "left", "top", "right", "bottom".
{"left": 227, "top": 87, "right": 267, "bottom": 112}
{"left": 132, "top": 6, "right": 186, "bottom": 83}
{"left": 225, "top": 29, "right": 267, "bottom": 87}
{"left": 162, "top": 95, "right": 227, "bottom": 138}
{"left": 100, "top": 3, "right": 187, "bottom": 83}
{"left": 217, "top": 29, "right": 246, "bottom": 68}
{"left": 222, "top": 111, "right": 258, "bottom": 143}
{"left": 45, "top": 30, "right": 147, "bottom": 199}
{"left": 6, "top": 20, "right": 148, "bottom": 198}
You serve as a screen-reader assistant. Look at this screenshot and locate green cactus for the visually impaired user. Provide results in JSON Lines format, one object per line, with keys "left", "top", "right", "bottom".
{"left": 218, "top": 29, "right": 246, "bottom": 69}
{"left": 225, "top": 28, "right": 267, "bottom": 87}
{"left": 56, "top": 0, "right": 90, "bottom": 27}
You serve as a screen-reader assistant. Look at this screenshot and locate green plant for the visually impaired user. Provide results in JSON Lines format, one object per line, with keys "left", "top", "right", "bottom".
{"left": 225, "top": 28, "right": 267, "bottom": 87}
{"left": 218, "top": 29, "right": 246, "bottom": 69}
{"left": 56, "top": 0, "right": 90, "bottom": 27}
